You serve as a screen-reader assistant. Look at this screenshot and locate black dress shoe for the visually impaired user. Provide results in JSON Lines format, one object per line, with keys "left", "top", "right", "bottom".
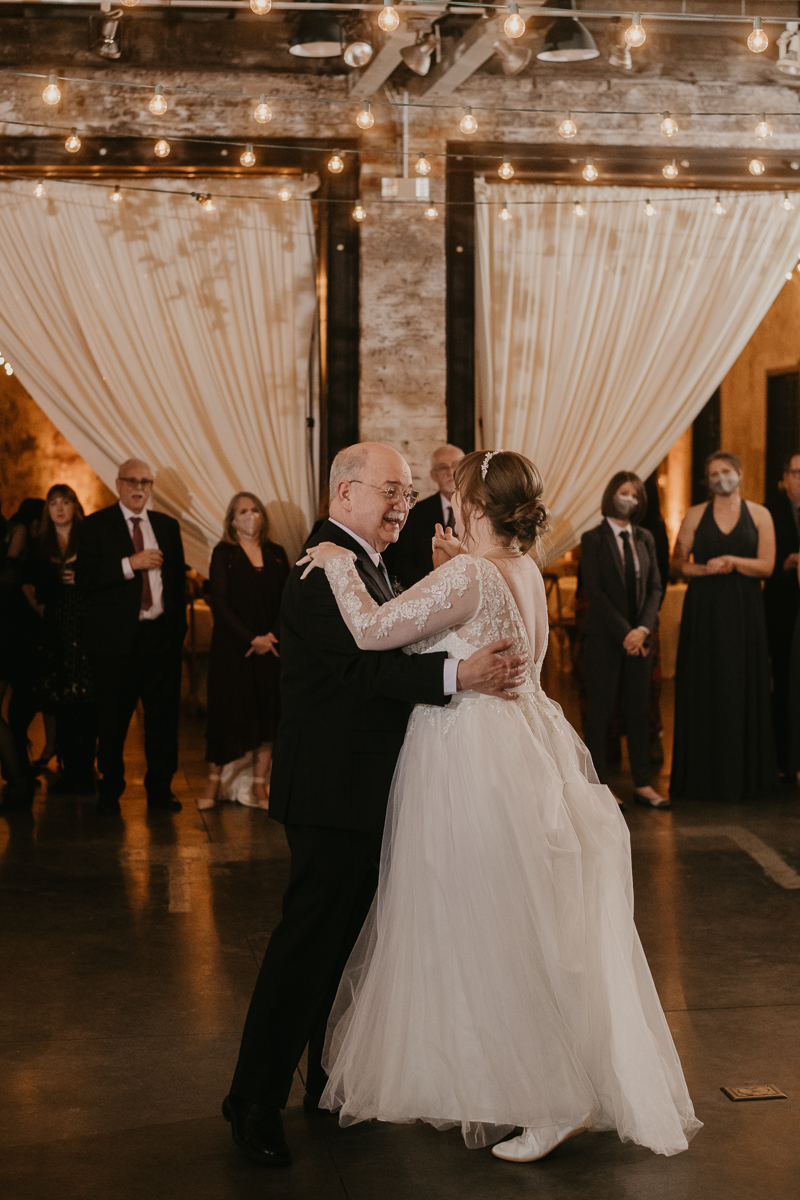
{"left": 96, "top": 797, "right": 122, "bottom": 815}
{"left": 147, "top": 795, "right": 182, "bottom": 813}
{"left": 222, "top": 1095, "right": 291, "bottom": 1167}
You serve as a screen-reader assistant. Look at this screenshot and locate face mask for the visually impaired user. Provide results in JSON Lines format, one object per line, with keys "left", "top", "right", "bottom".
{"left": 613, "top": 495, "right": 638, "bottom": 518}
{"left": 708, "top": 473, "right": 739, "bottom": 496}
{"left": 233, "top": 512, "right": 261, "bottom": 538}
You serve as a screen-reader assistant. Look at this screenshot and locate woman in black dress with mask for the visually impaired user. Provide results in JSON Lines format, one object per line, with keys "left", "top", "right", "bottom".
{"left": 671, "top": 452, "right": 778, "bottom": 801}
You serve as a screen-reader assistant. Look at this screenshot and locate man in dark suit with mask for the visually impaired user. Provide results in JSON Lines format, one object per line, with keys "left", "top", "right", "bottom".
{"left": 223, "top": 442, "right": 526, "bottom": 1168}
{"left": 76, "top": 459, "right": 187, "bottom": 814}
{"left": 765, "top": 452, "right": 800, "bottom": 775}
{"left": 382, "top": 443, "right": 464, "bottom": 590}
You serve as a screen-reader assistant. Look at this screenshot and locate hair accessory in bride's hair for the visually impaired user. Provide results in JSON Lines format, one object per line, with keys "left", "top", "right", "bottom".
{"left": 481, "top": 449, "right": 504, "bottom": 481}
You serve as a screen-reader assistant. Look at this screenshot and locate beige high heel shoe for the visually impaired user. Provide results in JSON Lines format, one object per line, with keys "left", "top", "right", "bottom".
{"left": 251, "top": 776, "right": 270, "bottom": 811}
{"left": 197, "top": 773, "right": 221, "bottom": 811}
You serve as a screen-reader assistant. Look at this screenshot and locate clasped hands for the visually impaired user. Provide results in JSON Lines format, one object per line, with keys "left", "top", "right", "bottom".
{"left": 623, "top": 628, "right": 649, "bottom": 657}
{"left": 704, "top": 555, "right": 735, "bottom": 575}
{"left": 246, "top": 632, "right": 279, "bottom": 658}
{"left": 129, "top": 548, "right": 163, "bottom": 571}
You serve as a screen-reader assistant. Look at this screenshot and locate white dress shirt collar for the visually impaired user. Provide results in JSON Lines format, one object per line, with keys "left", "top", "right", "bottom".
{"left": 119, "top": 501, "right": 152, "bottom": 526}
{"left": 328, "top": 518, "right": 382, "bottom": 567}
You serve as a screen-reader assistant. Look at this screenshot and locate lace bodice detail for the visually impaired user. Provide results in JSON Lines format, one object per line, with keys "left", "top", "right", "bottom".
{"left": 323, "top": 553, "right": 546, "bottom": 686}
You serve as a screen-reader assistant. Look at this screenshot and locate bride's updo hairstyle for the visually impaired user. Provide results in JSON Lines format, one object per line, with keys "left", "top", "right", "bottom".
{"left": 453, "top": 450, "right": 548, "bottom": 553}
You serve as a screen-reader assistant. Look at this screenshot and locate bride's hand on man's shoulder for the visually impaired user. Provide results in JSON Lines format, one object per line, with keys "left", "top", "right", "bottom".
{"left": 297, "top": 542, "right": 356, "bottom": 579}
{"left": 432, "top": 524, "right": 462, "bottom": 568}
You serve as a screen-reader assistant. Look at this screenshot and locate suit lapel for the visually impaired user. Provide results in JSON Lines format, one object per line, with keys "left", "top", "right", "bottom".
{"left": 113, "top": 503, "right": 136, "bottom": 555}
{"left": 315, "top": 520, "right": 394, "bottom": 604}
{"left": 601, "top": 520, "right": 625, "bottom": 584}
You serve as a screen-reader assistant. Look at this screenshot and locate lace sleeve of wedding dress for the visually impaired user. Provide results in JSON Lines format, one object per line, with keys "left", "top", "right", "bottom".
{"left": 324, "top": 554, "right": 482, "bottom": 651}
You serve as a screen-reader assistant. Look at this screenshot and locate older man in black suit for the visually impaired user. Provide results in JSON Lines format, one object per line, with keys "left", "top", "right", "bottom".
{"left": 765, "top": 452, "right": 800, "bottom": 775}
{"left": 382, "top": 443, "right": 464, "bottom": 590}
{"left": 223, "top": 441, "right": 526, "bottom": 1168}
{"left": 76, "top": 459, "right": 187, "bottom": 815}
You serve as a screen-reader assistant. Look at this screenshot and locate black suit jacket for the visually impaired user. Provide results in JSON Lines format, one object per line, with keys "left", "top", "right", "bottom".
{"left": 764, "top": 494, "right": 800, "bottom": 639}
{"left": 580, "top": 520, "right": 662, "bottom": 643}
{"left": 76, "top": 503, "right": 187, "bottom": 657}
{"left": 382, "top": 492, "right": 447, "bottom": 591}
{"left": 269, "top": 519, "right": 451, "bottom": 833}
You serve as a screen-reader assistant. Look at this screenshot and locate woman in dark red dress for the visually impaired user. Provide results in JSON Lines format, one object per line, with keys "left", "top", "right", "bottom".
{"left": 199, "top": 493, "right": 289, "bottom": 812}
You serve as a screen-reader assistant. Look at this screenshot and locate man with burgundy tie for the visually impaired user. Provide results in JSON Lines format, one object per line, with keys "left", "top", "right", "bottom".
{"left": 77, "top": 459, "right": 187, "bottom": 814}
{"left": 382, "top": 443, "right": 464, "bottom": 590}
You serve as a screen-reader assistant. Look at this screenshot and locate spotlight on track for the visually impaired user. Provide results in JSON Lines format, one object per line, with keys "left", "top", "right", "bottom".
{"left": 493, "top": 37, "right": 533, "bottom": 76}
{"left": 400, "top": 31, "right": 439, "bottom": 77}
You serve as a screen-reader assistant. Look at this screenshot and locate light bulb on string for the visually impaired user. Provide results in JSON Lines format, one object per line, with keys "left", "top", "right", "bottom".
{"left": 424, "top": 205, "right": 439, "bottom": 221}
{"left": 42, "top": 75, "right": 61, "bottom": 106}
{"left": 415, "top": 152, "right": 431, "bottom": 176}
{"left": 154, "top": 138, "right": 170, "bottom": 158}
{"left": 279, "top": 187, "right": 291, "bottom": 202}
{"left": 504, "top": 3, "right": 525, "bottom": 39}
{"left": 573, "top": 200, "right": 586, "bottom": 217}
{"left": 353, "top": 203, "right": 367, "bottom": 222}
{"left": 253, "top": 95, "right": 272, "bottom": 124}
{"left": 250, "top": 0, "right": 271, "bottom": 13}
{"left": 120, "top": 0, "right": 138, "bottom": 8}
{"left": 749, "top": 157, "right": 766, "bottom": 175}
{"left": 755, "top": 113, "right": 772, "bottom": 140}
{"left": 378, "top": 0, "right": 400, "bottom": 32}
{"left": 356, "top": 102, "right": 374, "bottom": 130}
{"left": 460, "top": 107, "right": 478, "bottom": 135}
{"left": 202, "top": 195, "right": 216, "bottom": 213}
{"left": 240, "top": 143, "right": 256, "bottom": 167}
{"left": 714, "top": 195, "right": 726, "bottom": 215}
{"left": 33, "top": 181, "right": 45, "bottom": 198}
{"left": 328, "top": 152, "right": 344, "bottom": 174}
{"left": 747, "top": 16, "right": 768, "bottom": 53}
{"left": 660, "top": 112, "right": 678, "bottom": 137}
{"left": 65, "top": 129, "right": 81, "bottom": 154}
{"left": 559, "top": 112, "right": 577, "bottom": 140}
{"left": 624, "top": 12, "right": 646, "bottom": 47}
{"left": 644, "top": 198, "right": 657, "bottom": 217}
{"left": 498, "top": 160, "right": 515, "bottom": 180}
{"left": 582, "top": 159, "right": 598, "bottom": 182}
{"left": 110, "top": 185, "right": 122, "bottom": 204}
{"left": 498, "top": 202, "right": 512, "bottom": 222}
{"left": 149, "top": 85, "right": 168, "bottom": 117}
{"left": 784, "top": 193, "right": 796, "bottom": 211}
{"left": 662, "top": 159, "right": 679, "bottom": 179}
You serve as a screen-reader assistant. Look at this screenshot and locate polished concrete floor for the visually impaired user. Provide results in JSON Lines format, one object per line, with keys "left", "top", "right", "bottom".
{"left": 2, "top": 656, "right": 800, "bottom": 1200}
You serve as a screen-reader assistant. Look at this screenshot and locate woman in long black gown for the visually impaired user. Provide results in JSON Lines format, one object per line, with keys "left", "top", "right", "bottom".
{"left": 199, "top": 492, "right": 289, "bottom": 812}
{"left": 671, "top": 452, "right": 778, "bottom": 801}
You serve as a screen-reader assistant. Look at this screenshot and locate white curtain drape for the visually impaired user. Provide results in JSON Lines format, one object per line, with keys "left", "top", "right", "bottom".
{"left": 476, "top": 183, "right": 800, "bottom": 560}
{"left": 0, "top": 176, "right": 319, "bottom": 570}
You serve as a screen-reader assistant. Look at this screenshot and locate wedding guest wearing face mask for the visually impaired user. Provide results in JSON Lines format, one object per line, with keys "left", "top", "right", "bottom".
{"left": 671, "top": 452, "right": 778, "bottom": 801}
{"left": 199, "top": 493, "right": 290, "bottom": 811}
{"left": 580, "top": 472, "right": 667, "bottom": 808}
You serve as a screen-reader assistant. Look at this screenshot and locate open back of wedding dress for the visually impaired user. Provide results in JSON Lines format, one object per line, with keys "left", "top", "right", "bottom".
{"left": 319, "top": 552, "right": 701, "bottom": 1156}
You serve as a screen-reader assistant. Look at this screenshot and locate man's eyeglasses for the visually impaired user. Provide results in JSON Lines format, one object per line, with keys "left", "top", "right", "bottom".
{"left": 787, "top": 469, "right": 800, "bottom": 477}
{"left": 348, "top": 480, "right": 419, "bottom": 508}
{"left": 118, "top": 477, "right": 154, "bottom": 488}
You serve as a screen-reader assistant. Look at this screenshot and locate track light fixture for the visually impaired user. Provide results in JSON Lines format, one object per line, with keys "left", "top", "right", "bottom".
{"left": 400, "top": 31, "right": 438, "bottom": 76}
{"left": 777, "top": 22, "right": 800, "bottom": 75}
{"left": 493, "top": 37, "right": 533, "bottom": 75}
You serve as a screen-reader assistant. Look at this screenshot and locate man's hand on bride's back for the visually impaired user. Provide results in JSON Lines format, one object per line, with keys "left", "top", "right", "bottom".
{"left": 297, "top": 543, "right": 356, "bottom": 579}
{"left": 457, "top": 639, "right": 527, "bottom": 701}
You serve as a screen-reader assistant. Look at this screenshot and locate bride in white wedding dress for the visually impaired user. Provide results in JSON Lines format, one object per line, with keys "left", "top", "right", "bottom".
{"left": 299, "top": 450, "right": 701, "bottom": 1163}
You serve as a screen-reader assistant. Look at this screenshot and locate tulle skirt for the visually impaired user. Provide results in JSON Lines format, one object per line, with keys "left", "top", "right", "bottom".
{"left": 321, "top": 687, "right": 702, "bottom": 1155}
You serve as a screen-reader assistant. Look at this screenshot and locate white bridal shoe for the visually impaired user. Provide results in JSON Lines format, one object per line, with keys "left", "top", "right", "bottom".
{"left": 491, "top": 1120, "right": 589, "bottom": 1163}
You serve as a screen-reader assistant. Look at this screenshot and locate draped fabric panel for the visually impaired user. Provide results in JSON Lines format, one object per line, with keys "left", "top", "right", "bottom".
{"left": 0, "top": 176, "right": 319, "bottom": 570}
{"left": 476, "top": 183, "right": 800, "bottom": 560}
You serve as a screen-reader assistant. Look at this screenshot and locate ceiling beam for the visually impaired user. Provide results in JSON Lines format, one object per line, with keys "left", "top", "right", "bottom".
{"left": 414, "top": 15, "right": 508, "bottom": 98}
{"left": 348, "top": 27, "right": 420, "bottom": 97}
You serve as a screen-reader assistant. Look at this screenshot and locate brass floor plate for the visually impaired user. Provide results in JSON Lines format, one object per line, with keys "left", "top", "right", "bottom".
{"left": 721, "top": 1085, "right": 788, "bottom": 1102}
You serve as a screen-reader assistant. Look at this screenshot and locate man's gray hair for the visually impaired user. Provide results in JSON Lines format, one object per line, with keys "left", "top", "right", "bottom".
{"left": 329, "top": 444, "right": 370, "bottom": 495}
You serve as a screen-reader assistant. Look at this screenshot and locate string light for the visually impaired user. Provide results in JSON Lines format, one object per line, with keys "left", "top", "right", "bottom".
{"left": 498, "top": 160, "right": 515, "bottom": 180}
{"left": 498, "top": 201, "right": 512, "bottom": 221}
{"left": 749, "top": 157, "right": 766, "bottom": 175}
{"left": 378, "top": 0, "right": 400, "bottom": 32}
{"left": 353, "top": 203, "right": 367, "bottom": 221}
{"left": 424, "top": 205, "right": 439, "bottom": 220}
{"left": 202, "top": 195, "right": 216, "bottom": 212}
{"left": 504, "top": 2, "right": 526, "bottom": 39}
{"left": 253, "top": 95, "right": 272, "bottom": 124}
{"left": 662, "top": 159, "right": 679, "bottom": 179}
{"left": 784, "top": 192, "right": 795, "bottom": 210}
{"left": 240, "top": 143, "right": 256, "bottom": 167}
{"left": 279, "top": 187, "right": 291, "bottom": 202}
{"left": 250, "top": 0, "right": 271, "bottom": 13}
{"left": 660, "top": 112, "right": 678, "bottom": 137}
{"left": 415, "top": 152, "right": 431, "bottom": 176}
{"left": 33, "top": 181, "right": 45, "bottom": 198}
{"left": 0, "top": 354, "right": 13, "bottom": 376}
{"left": 714, "top": 195, "right": 726, "bottom": 215}
{"left": 787, "top": 270, "right": 794, "bottom": 280}
{"left": 559, "top": 111, "right": 578, "bottom": 140}
{"left": 624, "top": 12, "right": 646, "bottom": 48}
{"left": 65, "top": 128, "right": 81, "bottom": 154}
{"left": 573, "top": 200, "right": 586, "bottom": 217}
{"left": 42, "top": 74, "right": 61, "bottom": 106}
{"left": 110, "top": 184, "right": 122, "bottom": 203}
{"left": 356, "top": 102, "right": 375, "bottom": 130}
{"left": 149, "top": 85, "right": 168, "bottom": 117}
{"left": 328, "top": 152, "right": 344, "bottom": 174}
{"left": 582, "top": 159, "right": 599, "bottom": 182}
{"left": 644, "top": 198, "right": 657, "bottom": 217}
{"left": 747, "top": 16, "right": 769, "bottom": 53}
{"left": 755, "top": 113, "right": 772, "bottom": 140}
{"left": 120, "top": 0, "right": 139, "bottom": 7}
{"left": 154, "top": 138, "right": 170, "bottom": 158}
{"left": 460, "top": 106, "right": 478, "bottom": 135}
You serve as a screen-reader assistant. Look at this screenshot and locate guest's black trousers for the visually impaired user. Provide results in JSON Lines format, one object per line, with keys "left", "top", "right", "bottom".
{"left": 90, "top": 619, "right": 182, "bottom": 802}
{"left": 230, "top": 822, "right": 382, "bottom": 1108}
{"left": 584, "top": 635, "right": 653, "bottom": 787}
